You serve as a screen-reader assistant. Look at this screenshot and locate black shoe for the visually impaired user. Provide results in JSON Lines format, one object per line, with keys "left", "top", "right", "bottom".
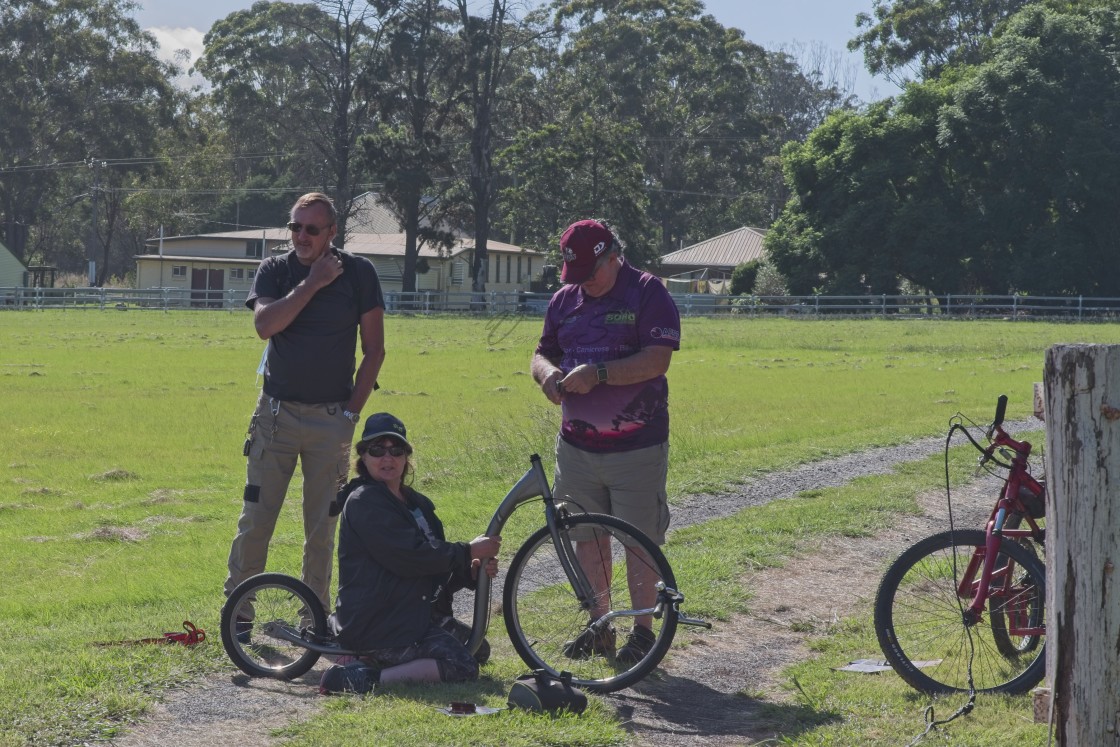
{"left": 563, "top": 621, "right": 616, "bottom": 659}
{"left": 616, "top": 624, "right": 656, "bottom": 665}
{"left": 319, "top": 662, "right": 378, "bottom": 695}
{"left": 235, "top": 616, "right": 252, "bottom": 644}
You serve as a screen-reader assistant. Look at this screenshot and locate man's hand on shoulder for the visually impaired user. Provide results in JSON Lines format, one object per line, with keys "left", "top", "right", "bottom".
{"left": 307, "top": 250, "right": 344, "bottom": 290}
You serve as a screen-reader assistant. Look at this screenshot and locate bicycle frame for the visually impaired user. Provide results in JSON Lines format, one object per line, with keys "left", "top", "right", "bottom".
{"left": 242, "top": 453, "right": 702, "bottom": 661}
{"left": 958, "top": 402, "right": 1046, "bottom": 634}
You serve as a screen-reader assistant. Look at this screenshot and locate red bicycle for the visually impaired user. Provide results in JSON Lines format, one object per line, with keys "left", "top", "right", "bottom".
{"left": 874, "top": 395, "right": 1047, "bottom": 695}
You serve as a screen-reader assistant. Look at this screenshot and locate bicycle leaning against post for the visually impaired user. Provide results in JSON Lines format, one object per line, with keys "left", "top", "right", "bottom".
{"left": 220, "top": 453, "right": 710, "bottom": 693}
{"left": 874, "top": 395, "right": 1047, "bottom": 696}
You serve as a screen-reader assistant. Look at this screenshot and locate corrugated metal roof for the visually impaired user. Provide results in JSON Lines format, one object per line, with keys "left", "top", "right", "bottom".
{"left": 144, "top": 230, "right": 541, "bottom": 260}
{"left": 659, "top": 226, "right": 768, "bottom": 270}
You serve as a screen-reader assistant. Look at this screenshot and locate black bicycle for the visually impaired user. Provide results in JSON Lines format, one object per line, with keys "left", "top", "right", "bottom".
{"left": 221, "top": 453, "right": 709, "bottom": 693}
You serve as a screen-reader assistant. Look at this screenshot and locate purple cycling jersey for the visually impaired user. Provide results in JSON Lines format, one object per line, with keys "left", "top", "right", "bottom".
{"left": 536, "top": 261, "right": 681, "bottom": 453}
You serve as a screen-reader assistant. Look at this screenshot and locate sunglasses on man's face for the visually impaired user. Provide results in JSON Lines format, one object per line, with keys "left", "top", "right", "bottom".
{"left": 361, "top": 444, "right": 409, "bottom": 458}
{"left": 287, "top": 221, "right": 333, "bottom": 236}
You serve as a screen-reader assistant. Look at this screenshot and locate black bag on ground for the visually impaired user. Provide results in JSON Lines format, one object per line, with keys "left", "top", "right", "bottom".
{"left": 507, "top": 670, "right": 587, "bottom": 715}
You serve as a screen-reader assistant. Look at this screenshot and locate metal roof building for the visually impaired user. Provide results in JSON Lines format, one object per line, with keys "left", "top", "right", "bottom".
{"left": 659, "top": 226, "right": 768, "bottom": 280}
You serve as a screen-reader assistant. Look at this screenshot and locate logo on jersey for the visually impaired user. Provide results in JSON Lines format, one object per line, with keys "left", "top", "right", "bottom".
{"left": 605, "top": 311, "right": 636, "bottom": 324}
{"left": 649, "top": 327, "right": 680, "bottom": 342}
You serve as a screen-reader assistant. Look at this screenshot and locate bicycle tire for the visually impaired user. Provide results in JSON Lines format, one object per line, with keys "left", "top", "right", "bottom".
{"left": 875, "top": 529, "right": 1046, "bottom": 695}
{"left": 503, "top": 513, "right": 678, "bottom": 693}
{"left": 221, "top": 573, "right": 328, "bottom": 679}
{"left": 990, "top": 513, "right": 1044, "bottom": 657}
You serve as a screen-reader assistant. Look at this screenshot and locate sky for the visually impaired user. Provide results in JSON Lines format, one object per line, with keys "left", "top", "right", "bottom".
{"left": 134, "top": 0, "right": 898, "bottom": 102}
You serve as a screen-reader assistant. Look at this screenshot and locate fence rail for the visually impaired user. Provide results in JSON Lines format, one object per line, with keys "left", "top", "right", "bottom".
{"left": 4, "top": 286, "right": 1120, "bottom": 320}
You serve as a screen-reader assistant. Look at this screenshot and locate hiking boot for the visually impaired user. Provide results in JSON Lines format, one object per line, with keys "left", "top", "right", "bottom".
{"left": 563, "top": 621, "right": 616, "bottom": 659}
{"left": 318, "top": 662, "right": 378, "bottom": 695}
{"left": 616, "top": 624, "right": 656, "bottom": 665}
{"left": 235, "top": 616, "right": 252, "bottom": 644}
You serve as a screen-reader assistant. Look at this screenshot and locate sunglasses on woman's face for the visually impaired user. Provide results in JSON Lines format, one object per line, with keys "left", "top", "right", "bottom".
{"left": 286, "top": 221, "right": 333, "bottom": 236}
{"left": 361, "top": 444, "right": 409, "bottom": 458}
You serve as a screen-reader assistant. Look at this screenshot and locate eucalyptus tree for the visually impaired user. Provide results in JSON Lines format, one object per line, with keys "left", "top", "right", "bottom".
{"left": 848, "top": 0, "right": 1033, "bottom": 85}
{"left": 450, "top": 0, "right": 557, "bottom": 294}
{"left": 358, "top": 0, "right": 469, "bottom": 293}
{"left": 197, "top": 0, "right": 400, "bottom": 244}
{"left": 497, "top": 114, "right": 655, "bottom": 267}
{"left": 0, "top": 0, "right": 176, "bottom": 281}
{"left": 551, "top": 0, "right": 772, "bottom": 256}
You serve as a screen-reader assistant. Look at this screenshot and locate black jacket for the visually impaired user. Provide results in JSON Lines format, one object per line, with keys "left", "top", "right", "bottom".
{"left": 332, "top": 476, "right": 474, "bottom": 651}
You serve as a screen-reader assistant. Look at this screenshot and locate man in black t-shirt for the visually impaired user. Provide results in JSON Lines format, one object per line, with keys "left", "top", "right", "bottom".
{"left": 225, "top": 192, "right": 386, "bottom": 616}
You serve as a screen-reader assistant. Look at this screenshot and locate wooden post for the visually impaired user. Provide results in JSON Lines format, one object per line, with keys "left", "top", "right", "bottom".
{"left": 1043, "top": 344, "right": 1120, "bottom": 744}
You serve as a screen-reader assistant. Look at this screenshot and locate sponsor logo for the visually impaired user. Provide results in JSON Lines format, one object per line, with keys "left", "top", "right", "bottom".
{"left": 562, "top": 246, "right": 577, "bottom": 262}
{"left": 593, "top": 240, "right": 607, "bottom": 256}
{"left": 605, "top": 311, "right": 636, "bottom": 324}
{"left": 649, "top": 327, "right": 680, "bottom": 341}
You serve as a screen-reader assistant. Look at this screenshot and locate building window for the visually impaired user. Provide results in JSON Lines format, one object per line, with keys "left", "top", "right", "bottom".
{"left": 248, "top": 269, "right": 256, "bottom": 280}
{"left": 172, "top": 266, "right": 187, "bottom": 277}
{"left": 506, "top": 255, "right": 511, "bottom": 283}
{"left": 246, "top": 240, "right": 264, "bottom": 258}
{"left": 230, "top": 268, "right": 244, "bottom": 280}
{"left": 517, "top": 256, "right": 523, "bottom": 282}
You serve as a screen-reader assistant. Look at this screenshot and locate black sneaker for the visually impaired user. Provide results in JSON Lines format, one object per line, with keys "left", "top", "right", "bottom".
{"left": 235, "top": 616, "right": 252, "bottom": 644}
{"left": 616, "top": 624, "right": 656, "bottom": 665}
{"left": 319, "top": 662, "right": 378, "bottom": 695}
{"left": 563, "top": 621, "right": 616, "bottom": 659}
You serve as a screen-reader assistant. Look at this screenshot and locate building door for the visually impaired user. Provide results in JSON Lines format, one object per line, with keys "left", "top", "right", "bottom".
{"left": 191, "top": 268, "right": 224, "bottom": 308}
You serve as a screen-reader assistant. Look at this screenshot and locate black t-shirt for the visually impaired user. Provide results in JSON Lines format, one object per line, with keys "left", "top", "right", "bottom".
{"left": 246, "top": 249, "right": 384, "bottom": 403}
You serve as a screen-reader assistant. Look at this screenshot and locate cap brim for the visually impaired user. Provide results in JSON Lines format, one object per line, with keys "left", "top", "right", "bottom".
{"left": 359, "top": 431, "right": 411, "bottom": 448}
{"left": 560, "top": 262, "right": 594, "bottom": 284}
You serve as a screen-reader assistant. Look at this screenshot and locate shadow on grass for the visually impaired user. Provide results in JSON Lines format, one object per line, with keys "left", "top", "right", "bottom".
{"left": 605, "top": 671, "right": 839, "bottom": 743}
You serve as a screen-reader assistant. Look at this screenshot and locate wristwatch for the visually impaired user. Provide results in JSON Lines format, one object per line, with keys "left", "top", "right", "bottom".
{"left": 343, "top": 409, "right": 361, "bottom": 424}
{"left": 596, "top": 362, "right": 608, "bottom": 384}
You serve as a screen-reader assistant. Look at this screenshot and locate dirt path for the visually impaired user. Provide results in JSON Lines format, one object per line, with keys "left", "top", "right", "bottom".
{"left": 110, "top": 430, "right": 1024, "bottom": 747}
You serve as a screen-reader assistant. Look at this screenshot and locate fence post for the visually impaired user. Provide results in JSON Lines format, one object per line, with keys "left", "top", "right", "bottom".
{"left": 1079, "top": 296, "right": 1084, "bottom": 322}
{"left": 1013, "top": 295, "right": 1018, "bottom": 320}
{"left": 1042, "top": 344, "right": 1120, "bottom": 744}
{"left": 881, "top": 294, "right": 886, "bottom": 316}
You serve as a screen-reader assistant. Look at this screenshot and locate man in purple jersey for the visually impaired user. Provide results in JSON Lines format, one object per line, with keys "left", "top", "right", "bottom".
{"left": 531, "top": 219, "right": 681, "bottom": 666}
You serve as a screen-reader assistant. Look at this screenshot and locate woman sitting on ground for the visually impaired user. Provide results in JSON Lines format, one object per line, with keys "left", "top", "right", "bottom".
{"left": 320, "top": 412, "right": 500, "bottom": 695}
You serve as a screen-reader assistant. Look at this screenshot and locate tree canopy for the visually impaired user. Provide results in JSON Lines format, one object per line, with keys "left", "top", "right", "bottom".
{"left": 770, "top": 4, "right": 1120, "bottom": 297}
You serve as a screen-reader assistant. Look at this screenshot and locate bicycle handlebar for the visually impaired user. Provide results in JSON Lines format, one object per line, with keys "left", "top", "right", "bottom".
{"left": 993, "top": 394, "right": 1008, "bottom": 429}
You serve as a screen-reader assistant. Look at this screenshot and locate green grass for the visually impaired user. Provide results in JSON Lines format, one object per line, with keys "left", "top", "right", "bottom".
{"left": 2, "top": 312, "right": 1109, "bottom": 745}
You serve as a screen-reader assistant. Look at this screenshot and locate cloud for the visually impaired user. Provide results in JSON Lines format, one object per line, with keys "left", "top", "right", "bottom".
{"left": 146, "top": 26, "right": 207, "bottom": 89}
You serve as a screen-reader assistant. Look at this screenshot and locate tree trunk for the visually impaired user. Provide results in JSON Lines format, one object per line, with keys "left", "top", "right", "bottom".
{"left": 1043, "top": 344, "right": 1120, "bottom": 745}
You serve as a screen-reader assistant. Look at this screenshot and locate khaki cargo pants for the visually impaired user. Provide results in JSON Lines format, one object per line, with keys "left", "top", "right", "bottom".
{"left": 224, "top": 393, "right": 355, "bottom": 612}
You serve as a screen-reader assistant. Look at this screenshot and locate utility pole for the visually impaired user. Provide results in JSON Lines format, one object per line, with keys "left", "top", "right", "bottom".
{"left": 1043, "top": 344, "right": 1120, "bottom": 744}
{"left": 86, "top": 158, "right": 105, "bottom": 286}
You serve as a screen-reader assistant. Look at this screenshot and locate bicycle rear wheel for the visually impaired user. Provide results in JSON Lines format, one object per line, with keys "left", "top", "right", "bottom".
{"left": 874, "top": 529, "right": 1046, "bottom": 695}
{"left": 503, "top": 513, "right": 678, "bottom": 693}
{"left": 221, "top": 573, "right": 328, "bottom": 679}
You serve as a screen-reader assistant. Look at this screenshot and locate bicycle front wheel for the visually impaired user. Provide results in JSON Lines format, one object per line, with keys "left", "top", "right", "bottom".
{"left": 503, "top": 513, "right": 678, "bottom": 693}
{"left": 874, "top": 529, "right": 1046, "bottom": 695}
{"left": 221, "top": 573, "right": 328, "bottom": 679}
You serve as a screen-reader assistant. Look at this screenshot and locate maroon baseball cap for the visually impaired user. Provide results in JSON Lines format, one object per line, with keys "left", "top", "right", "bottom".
{"left": 559, "top": 220, "right": 615, "bottom": 284}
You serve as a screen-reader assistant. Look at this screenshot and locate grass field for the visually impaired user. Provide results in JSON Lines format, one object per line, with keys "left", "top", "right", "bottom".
{"left": 1, "top": 311, "right": 1114, "bottom": 745}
